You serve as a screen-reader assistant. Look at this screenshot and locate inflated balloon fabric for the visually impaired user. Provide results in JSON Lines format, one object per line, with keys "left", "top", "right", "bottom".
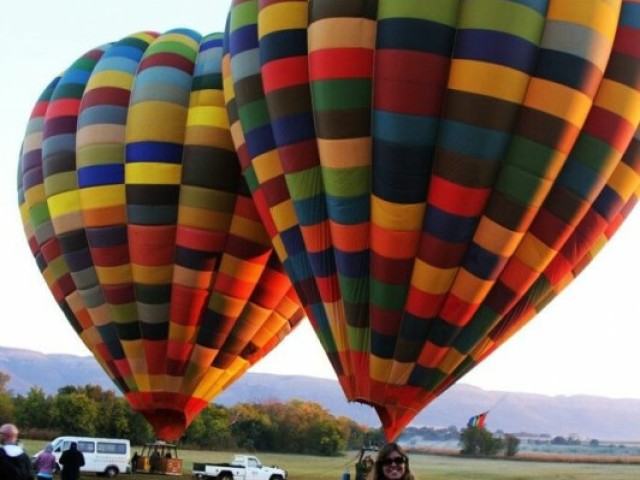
{"left": 222, "top": 0, "right": 640, "bottom": 440}
{"left": 17, "top": 29, "right": 304, "bottom": 441}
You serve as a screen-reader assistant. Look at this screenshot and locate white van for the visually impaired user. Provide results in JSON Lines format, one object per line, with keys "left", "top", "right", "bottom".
{"left": 46, "top": 436, "right": 131, "bottom": 477}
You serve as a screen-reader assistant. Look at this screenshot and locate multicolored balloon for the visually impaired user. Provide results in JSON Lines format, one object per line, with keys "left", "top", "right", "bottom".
{"left": 17, "top": 29, "right": 304, "bottom": 441}
{"left": 223, "top": 0, "right": 640, "bottom": 440}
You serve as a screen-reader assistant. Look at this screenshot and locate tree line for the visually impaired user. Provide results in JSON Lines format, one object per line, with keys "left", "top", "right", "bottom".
{"left": 0, "top": 372, "right": 384, "bottom": 456}
{"left": 0, "top": 372, "right": 521, "bottom": 457}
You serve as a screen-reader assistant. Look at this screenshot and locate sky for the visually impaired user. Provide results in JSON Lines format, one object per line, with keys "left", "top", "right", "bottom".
{"left": 1, "top": 0, "right": 639, "bottom": 402}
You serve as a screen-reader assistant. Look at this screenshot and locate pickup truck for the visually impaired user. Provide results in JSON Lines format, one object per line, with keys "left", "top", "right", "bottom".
{"left": 192, "top": 454, "right": 287, "bottom": 480}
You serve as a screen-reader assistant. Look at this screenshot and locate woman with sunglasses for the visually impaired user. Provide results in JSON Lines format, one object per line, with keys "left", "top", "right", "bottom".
{"left": 368, "top": 443, "right": 416, "bottom": 480}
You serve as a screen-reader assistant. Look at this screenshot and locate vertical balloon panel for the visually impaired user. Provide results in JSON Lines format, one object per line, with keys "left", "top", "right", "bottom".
{"left": 18, "top": 76, "right": 61, "bottom": 311}
{"left": 368, "top": 0, "right": 461, "bottom": 406}
{"left": 224, "top": 0, "right": 348, "bottom": 395}
{"left": 76, "top": 31, "right": 161, "bottom": 398}
{"left": 124, "top": 29, "right": 203, "bottom": 397}
{"left": 307, "top": 0, "right": 378, "bottom": 399}
{"left": 18, "top": 75, "right": 107, "bottom": 363}
{"left": 40, "top": 46, "right": 120, "bottom": 384}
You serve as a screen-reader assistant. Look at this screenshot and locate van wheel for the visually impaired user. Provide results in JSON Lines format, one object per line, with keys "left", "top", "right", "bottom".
{"left": 104, "top": 466, "right": 119, "bottom": 478}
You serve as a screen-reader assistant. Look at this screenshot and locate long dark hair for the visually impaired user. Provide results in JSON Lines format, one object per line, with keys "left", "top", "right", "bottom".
{"left": 370, "top": 442, "right": 415, "bottom": 480}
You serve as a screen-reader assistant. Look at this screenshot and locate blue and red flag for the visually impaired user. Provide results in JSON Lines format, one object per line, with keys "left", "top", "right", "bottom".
{"left": 467, "top": 411, "right": 489, "bottom": 428}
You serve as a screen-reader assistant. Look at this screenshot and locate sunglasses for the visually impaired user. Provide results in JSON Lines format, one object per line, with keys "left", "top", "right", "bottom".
{"left": 381, "top": 457, "right": 406, "bottom": 467}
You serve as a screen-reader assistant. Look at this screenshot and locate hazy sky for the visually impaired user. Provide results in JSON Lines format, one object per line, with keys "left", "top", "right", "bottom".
{"left": 2, "top": 0, "right": 639, "bottom": 402}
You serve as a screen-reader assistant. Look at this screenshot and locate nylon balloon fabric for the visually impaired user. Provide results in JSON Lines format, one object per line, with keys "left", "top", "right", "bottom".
{"left": 223, "top": 0, "right": 640, "bottom": 440}
{"left": 17, "top": 29, "right": 304, "bottom": 441}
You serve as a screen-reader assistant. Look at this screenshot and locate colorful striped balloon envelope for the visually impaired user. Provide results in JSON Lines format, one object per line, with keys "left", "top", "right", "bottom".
{"left": 17, "top": 29, "right": 304, "bottom": 441}
{"left": 223, "top": 0, "right": 640, "bottom": 440}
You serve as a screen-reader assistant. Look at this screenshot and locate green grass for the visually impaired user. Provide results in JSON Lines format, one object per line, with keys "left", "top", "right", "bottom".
{"left": 22, "top": 440, "right": 640, "bottom": 479}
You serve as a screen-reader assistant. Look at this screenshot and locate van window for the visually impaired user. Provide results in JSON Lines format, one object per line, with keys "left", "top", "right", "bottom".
{"left": 97, "top": 442, "right": 127, "bottom": 454}
{"left": 77, "top": 441, "right": 95, "bottom": 453}
{"left": 61, "top": 440, "right": 95, "bottom": 453}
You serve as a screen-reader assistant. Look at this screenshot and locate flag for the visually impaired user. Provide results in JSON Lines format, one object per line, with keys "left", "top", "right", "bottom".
{"left": 467, "top": 411, "right": 488, "bottom": 428}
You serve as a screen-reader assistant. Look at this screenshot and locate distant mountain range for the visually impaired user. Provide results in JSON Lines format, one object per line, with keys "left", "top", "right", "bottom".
{"left": 2, "top": 345, "right": 639, "bottom": 442}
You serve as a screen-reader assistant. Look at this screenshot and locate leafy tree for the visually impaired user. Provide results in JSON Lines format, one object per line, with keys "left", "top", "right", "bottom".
{"left": 89, "top": 388, "right": 127, "bottom": 437}
{"left": 309, "top": 416, "right": 345, "bottom": 456}
{"left": 51, "top": 390, "right": 99, "bottom": 436}
{"left": 0, "top": 372, "right": 15, "bottom": 424}
{"left": 124, "top": 408, "right": 154, "bottom": 445}
{"left": 338, "top": 416, "right": 368, "bottom": 450}
{"left": 184, "top": 404, "right": 235, "bottom": 449}
{"left": 263, "top": 400, "right": 310, "bottom": 453}
{"left": 77, "top": 384, "right": 105, "bottom": 402}
{"left": 99, "top": 396, "right": 132, "bottom": 438}
{"left": 262, "top": 400, "right": 346, "bottom": 456}
{"left": 15, "top": 387, "right": 53, "bottom": 430}
{"left": 231, "top": 403, "right": 274, "bottom": 451}
{"left": 504, "top": 434, "right": 520, "bottom": 457}
{"left": 567, "top": 434, "right": 582, "bottom": 445}
{"left": 57, "top": 385, "right": 80, "bottom": 396}
{"left": 0, "top": 392, "right": 15, "bottom": 425}
{"left": 551, "top": 435, "right": 568, "bottom": 445}
{"left": 0, "top": 377, "right": 377, "bottom": 455}
{"left": 460, "top": 426, "right": 503, "bottom": 457}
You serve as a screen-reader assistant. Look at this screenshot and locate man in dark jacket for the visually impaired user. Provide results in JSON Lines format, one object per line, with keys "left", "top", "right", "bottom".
{"left": 59, "top": 442, "right": 85, "bottom": 480}
{"left": 0, "top": 423, "right": 33, "bottom": 480}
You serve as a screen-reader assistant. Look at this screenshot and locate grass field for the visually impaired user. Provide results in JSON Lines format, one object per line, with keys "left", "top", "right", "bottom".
{"left": 22, "top": 440, "right": 640, "bottom": 479}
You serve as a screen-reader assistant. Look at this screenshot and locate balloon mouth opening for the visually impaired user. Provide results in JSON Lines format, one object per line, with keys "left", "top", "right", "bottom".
{"left": 140, "top": 408, "right": 189, "bottom": 442}
{"left": 348, "top": 398, "right": 398, "bottom": 440}
{"left": 347, "top": 397, "right": 422, "bottom": 442}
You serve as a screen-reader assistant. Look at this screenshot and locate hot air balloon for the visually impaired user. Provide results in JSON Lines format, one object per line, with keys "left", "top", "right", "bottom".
{"left": 222, "top": 0, "right": 640, "bottom": 440}
{"left": 17, "top": 29, "right": 304, "bottom": 441}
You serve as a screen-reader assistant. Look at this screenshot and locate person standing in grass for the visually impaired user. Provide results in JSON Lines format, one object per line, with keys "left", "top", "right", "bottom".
{"left": 59, "top": 442, "right": 85, "bottom": 480}
{"left": 33, "top": 443, "right": 58, "bottom": 479}
{"left": 368, "top": 443, "right": 416, "bottom": 480}
{"left": 0, "top": 423, "right": 33, "bottom": 480}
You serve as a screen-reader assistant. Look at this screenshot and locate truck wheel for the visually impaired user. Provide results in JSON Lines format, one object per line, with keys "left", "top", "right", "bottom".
{"left": 220, "top": 474, "right": 233, "bottom": 480}
{"left": 270, "top": 476, "right": 284, "bottom": 480}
